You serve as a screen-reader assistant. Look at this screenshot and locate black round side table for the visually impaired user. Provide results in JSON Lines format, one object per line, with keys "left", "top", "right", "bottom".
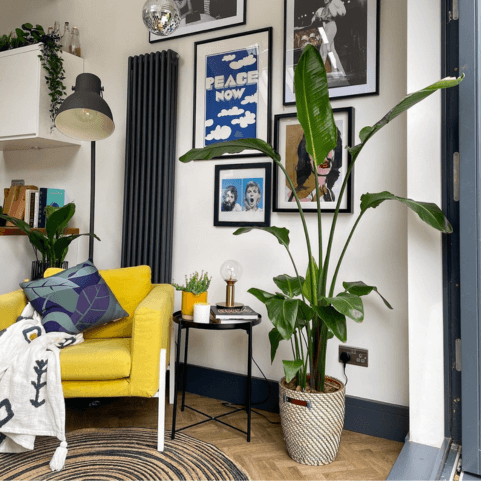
{"left": 171, "top": 310, "right": 261, "bottom": 442}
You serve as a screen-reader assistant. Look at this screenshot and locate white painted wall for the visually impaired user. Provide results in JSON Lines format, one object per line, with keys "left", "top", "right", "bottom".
{"left": 406, "top": 0, "right": 445, "bottom": 448}
{"left": 0, "top": 0, "right": 441, "bottom": 411}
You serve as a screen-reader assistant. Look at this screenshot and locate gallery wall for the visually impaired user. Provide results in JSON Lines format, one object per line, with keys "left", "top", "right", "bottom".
{"left": 0, "top": 0, "right": 414, "bottom": 408}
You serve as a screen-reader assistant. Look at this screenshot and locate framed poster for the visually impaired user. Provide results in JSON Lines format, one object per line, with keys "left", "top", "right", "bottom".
{"left": 214, "top": 162, "right": 272, "bottom": 227}
{"left": 273, "top": 108, "right": 354, "bottom": 213}
{"left": 193, "top": 28, "right": 272, "bottom": 159}
{"left": 149, "top": 0, "right": 246, "bottom": 43}
{"left": 283, "top": 0, "right": 380, "bottom": 104}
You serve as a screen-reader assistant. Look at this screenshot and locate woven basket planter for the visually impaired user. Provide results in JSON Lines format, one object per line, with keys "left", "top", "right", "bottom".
{"left": 279, "top": 376, "right": 345, "bottom": 466}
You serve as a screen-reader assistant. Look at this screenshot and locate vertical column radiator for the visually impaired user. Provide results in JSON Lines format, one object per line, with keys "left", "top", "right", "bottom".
{"left": 121, "top": 50, "right": 179, "bottom": 283}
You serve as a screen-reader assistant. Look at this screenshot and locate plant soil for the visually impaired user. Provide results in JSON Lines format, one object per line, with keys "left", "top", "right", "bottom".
{"left": 282, "top": 377, "right": 340, "bottom": 394}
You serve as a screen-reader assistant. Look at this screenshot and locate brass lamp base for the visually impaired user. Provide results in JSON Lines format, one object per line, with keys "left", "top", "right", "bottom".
{"left": 216, "top": 302, "right": 244, "bottom": 309}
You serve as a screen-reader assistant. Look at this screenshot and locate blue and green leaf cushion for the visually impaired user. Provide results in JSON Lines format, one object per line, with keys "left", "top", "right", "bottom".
{"left": 20, "top": 260, "right": 129, "bottom": 334}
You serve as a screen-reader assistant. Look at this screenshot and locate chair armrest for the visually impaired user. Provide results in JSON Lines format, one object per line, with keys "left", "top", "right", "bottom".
{"left": 130, "top": 284, "right": 174, "bottom": 397}
{"left": 0, "top": 289, "right": 27, "bottom": 331}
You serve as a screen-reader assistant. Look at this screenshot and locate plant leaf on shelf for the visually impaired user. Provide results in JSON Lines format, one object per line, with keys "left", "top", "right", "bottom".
{"left": 360, "top": 191, "right": 453, "bottom": 233}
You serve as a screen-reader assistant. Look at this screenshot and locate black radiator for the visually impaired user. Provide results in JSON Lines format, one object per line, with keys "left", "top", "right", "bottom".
{"left": 121, "top": 50, "right": 179, "bottom": 283}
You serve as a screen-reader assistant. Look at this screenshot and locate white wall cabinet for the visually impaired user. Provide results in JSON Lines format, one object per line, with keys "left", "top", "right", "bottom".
{"left": 0, "top": 44, "right": 83, "bottom": 151}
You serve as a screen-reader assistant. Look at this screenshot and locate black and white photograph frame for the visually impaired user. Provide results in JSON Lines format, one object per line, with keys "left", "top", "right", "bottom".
{"left": 214, "top": 162, "right": 272, "bottom": 227}
{"left": 149, "top": 0, "right": 246, "bottom": 43}
{"left": 273, "top": 108, "right": 354, "bottom": 213}
{"left": 193, "top": 28, "right": 272, "bottom": 159}
{"left": 283, "top": 0, "right": 380, "bottom": 104}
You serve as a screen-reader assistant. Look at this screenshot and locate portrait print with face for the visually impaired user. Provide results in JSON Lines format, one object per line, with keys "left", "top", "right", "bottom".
{"left": 273, "top": 109, "right": 353, "bottom": 213}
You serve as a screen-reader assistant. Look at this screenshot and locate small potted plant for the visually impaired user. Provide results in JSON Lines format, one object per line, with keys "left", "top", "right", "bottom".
{"left": 179, "top": 45, "right": 463, "bottom": 465}
{"left": 0, "top": 202, "right": 100, "bottom": 280}
{"left": 172, "top": 271, "right": 212, "bottom": 320}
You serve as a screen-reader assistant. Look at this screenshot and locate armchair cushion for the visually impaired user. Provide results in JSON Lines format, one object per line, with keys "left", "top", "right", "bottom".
{"left": 21, "top": 260, "right": 128, "bottom": 334}
{"left": 60, "top": 338, "right": 132, "bottom": 381}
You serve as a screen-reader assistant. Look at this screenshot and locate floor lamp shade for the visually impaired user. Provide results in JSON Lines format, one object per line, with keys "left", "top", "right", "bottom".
{"left": 56, "top": 73, "right": 115, "bottom": 141}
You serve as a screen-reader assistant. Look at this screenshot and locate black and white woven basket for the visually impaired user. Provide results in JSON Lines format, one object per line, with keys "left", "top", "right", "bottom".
{"left": 279, "top": 376, "right": 345, "bottom": 466}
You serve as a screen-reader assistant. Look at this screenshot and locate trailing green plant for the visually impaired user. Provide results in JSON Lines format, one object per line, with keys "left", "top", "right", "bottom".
{"left": 1, "top": 23, "right": 66, "bottom": 128}
{"left": 172, "top": 271, "right": 212, "bottom": 295}
{"left": 0, "top": 203, "right": 100, "bottom": 267}
{"left": 179, "top": 44, "right": 464, "bottom": 393}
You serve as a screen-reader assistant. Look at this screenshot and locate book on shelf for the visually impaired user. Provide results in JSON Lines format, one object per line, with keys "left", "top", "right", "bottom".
{"left": 210, "top": 305, "right": 260, "bottom": 322}
{"left": 37, "top": 188, "right": 66, "bottom": 228}
{"left": 33, "top": 191, "right": 39, "bottom": 228}
{"left": 24, "top": 188, "right": 39, "bottom": 227}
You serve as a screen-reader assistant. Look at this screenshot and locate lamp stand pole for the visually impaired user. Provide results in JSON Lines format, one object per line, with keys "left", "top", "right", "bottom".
{"left": 89, "top": 140, "right": 96, "bottom": 261}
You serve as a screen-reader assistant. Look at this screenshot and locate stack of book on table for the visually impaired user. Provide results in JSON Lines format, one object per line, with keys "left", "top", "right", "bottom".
{"left": 210, "top": 305, "right": 260, "bottom": 323}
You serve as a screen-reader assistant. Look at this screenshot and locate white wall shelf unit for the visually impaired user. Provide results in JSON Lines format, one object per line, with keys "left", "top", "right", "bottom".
{"left": 0, "top": 44, "right": 83, "bottom": 151}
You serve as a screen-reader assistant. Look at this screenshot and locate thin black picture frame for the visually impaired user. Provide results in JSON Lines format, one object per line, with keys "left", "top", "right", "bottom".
{"left": 193, "top": 27, "right": 273, "bottom": 160}
{"left": 273, "top": 108, "right": 354, "bottom": 213}
{"left": 214, "top": 162, "right": 272, "bottom": 227}
{"left": 283, "top": 0, "right": 380, "bottom": 105}
{"left": 148, "top": 0, "right": 247, "bottom": 44}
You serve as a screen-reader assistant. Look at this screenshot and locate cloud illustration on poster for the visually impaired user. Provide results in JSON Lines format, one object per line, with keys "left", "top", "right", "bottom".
{"left": 222, "top": 54, "right": 236, "bottom": 62}
{"left": 241, "top": 94, "right": 258, "bottom": 105}
{"left": 206, "top": 125, "right": 232, "bottom": 141}
{"left": 205, "top": 119, "right": 214, "bottom": 127}
{"left": 218, "top": 107, "right": 245, "bottom": 117}
{"left": 230, "top": 54, "right": 257, "bottom": 70}
{"left": 232, "top": 111, "right": 256, "bottom": 128}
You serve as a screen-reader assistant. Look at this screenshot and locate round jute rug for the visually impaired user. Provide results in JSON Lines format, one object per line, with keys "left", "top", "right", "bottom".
{"left": 0, "top": 428, "right": 251, "bottom": 480}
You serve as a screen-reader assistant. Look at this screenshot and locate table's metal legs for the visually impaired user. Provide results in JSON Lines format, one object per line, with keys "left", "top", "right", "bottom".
{"left": 247, "top": 323, "right": 252, "bottom": 442}
{"left": 171, "top": 321, "right": 182, "bottom": 439}
{"left": 181, "top": 327, "right": 189, "bottom": 411}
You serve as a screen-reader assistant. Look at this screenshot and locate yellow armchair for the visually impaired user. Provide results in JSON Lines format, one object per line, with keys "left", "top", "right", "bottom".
{"left": 0, "top": 265, "right": 174, "bottom": 451}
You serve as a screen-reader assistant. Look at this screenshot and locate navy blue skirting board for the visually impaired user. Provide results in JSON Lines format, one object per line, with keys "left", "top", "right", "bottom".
{"left": 173, "top": 363, "right": 409, "bottom": 442}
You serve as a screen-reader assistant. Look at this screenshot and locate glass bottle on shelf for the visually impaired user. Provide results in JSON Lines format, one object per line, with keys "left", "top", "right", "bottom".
{"left": 69, "top": 27, "right": 81, "bottom": 57}
{"left": 53, "top": 21, "right": 60, "bottom": 35}
{"left": 62, "top": 22, "right": 71, "bottom": 52}
{"left": 47, "top": 26, "right": 53, "bottom": 35}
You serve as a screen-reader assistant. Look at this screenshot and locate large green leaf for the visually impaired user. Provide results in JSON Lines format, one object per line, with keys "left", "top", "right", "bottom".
{"left": 179, "top": 138, "right": 280, "bottom": 163}
{"left": 283, "top": 360, "right": 304, "bottom": 383}
{"left": 0, "top": 215, "right": 32, "bottom": 235}
{"left": 274, "top": 274, "right": 305, "bottom": 298}
{"left": 349, "top": 75, "right": 463, "bottom": 159}
{"left": 234, "top": 226, "right": 290, "bottom": 249}
{"left": 297, "top": 299, "right": 314, "bottom": 328}
{"left": 269, "top": 328, "right": 284, "bottom": 363}
{"left": 302, "top": 257, "right": 319, "bottom": 303}
{"left": 360, "top": 191, "right": 452, "bottom": 233}
{"left": 248, "top": 287, "right": 276, "bottom": 305}
{"left": 313, "top": 306, "right": 347, "bottom": 343}
{"left": 325, "top": 292, "right": 364, "bottom": 322}
{"left": 264, "top": 296, "right": 299, "bottom": 340}
{"left": 343, "top": 281, "right": 393, "bottom": 309}
{"left": 46, "top": 203, "right": 76, "bottom": 241}
{"left": 53, "top": 233, "right": 101, "bottom": 263}
{"left": 294, "top": 44, "right": 337, "bottom": 166}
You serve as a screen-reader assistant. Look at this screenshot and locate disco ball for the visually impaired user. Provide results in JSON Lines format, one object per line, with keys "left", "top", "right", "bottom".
{"left": 142, "top": 0, "right": 181, "bottom": 37}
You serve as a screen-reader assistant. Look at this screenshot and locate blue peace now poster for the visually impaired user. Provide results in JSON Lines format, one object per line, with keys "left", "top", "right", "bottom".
{"left": 204, "top": 46, "right": 259, "bottom": 146}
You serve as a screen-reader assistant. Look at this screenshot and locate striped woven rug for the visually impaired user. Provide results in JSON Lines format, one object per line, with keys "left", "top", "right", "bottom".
{"left": 0, "top": 428, "right": 250, "bottom": 480}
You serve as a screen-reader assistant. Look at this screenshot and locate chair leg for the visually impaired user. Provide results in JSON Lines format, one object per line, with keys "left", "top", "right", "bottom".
{"left": 169, "top": 322, "right": 175, "bottom": 405}
{"left": 157, "top": 348, "right": 166, "bottom": 452}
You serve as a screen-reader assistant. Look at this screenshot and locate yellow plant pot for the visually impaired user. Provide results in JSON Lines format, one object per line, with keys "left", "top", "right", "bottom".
{"left": 181, "top": 291, "right": 208, "bottom": 320}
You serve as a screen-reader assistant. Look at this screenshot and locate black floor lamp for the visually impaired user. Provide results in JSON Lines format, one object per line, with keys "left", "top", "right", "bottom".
{"left": 55, "top": 73, "right": 115, "bottom": 262}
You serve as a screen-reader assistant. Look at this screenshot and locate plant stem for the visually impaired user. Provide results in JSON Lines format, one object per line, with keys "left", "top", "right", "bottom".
{"left": 313, "top": 165, "right": 323, "bottom": 280}
{"left": 329, "top": 211, "right": 365, "bottom": 297}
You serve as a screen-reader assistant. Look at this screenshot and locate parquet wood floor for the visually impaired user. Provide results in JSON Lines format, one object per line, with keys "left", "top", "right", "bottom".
{"left": 65, "top": 393, "right": 403, "bottom": 481}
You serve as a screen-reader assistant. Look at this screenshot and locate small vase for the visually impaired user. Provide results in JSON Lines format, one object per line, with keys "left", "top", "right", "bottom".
{"left": 181, "top": 291, "right": 208, "bottom": 320}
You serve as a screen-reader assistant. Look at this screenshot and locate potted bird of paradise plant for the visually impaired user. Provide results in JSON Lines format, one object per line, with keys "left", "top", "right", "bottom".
{"left": 179, "top": 44, "right": 463, "bottom": 465}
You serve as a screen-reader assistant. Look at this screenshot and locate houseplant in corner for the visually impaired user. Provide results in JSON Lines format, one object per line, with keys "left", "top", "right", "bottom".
{"left": 179, "top": 44, "right": 463, "bottom": 465}
{"left": 0, "top": 203, "right": 100, "bottom": 280}
{"left": 172, "top": 271, "right": 212, "bottom": 320}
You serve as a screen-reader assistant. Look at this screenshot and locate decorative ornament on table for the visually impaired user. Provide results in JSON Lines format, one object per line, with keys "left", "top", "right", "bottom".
{"left": 217, "top": 260, "right": 243, "bottom": 308}
{"left": 142, "top": 0, "right": 181, "bottom": 37}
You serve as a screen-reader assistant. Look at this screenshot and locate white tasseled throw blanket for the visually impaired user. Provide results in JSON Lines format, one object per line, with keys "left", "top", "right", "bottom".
{"left": 0, "top": 303, "right": 83, "bottom": 471}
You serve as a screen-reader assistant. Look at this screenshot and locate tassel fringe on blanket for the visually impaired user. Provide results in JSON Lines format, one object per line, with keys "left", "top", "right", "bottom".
{"left": 0, "top": 303, "right": 83, "bottom": 471}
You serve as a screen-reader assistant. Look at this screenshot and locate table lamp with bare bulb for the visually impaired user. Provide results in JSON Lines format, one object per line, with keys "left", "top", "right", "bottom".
{"left": 217, "top": 260, "right": 243, "bottom": 308}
